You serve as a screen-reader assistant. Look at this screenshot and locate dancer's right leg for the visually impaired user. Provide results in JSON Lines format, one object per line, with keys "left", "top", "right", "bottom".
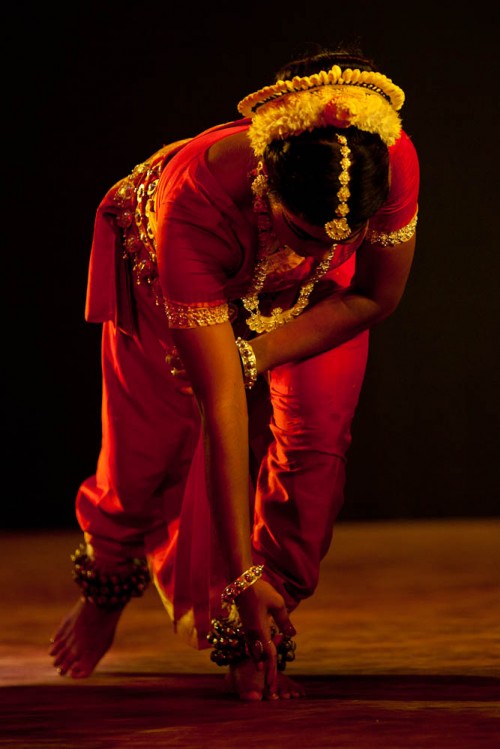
{"left": 50, "top": 292, "right": 200, "bottom": 678}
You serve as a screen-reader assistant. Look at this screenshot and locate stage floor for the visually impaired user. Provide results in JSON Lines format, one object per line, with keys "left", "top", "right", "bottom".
{"left": 1, "top": 519, "right": 499, "bottom": 748}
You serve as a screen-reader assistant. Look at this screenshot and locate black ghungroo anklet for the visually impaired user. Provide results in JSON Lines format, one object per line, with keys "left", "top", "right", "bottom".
{"left": 71, "top": 545, "right": 150, "bottom": 609}
{"left": 207, "top": 612, "right": 296, "bottom": 671}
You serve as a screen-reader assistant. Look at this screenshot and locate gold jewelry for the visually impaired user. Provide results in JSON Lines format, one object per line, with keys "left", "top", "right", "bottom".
{"left": 243, "top": 248, "right": 335, "bottom": 334}
{"left": 235, "top": 337, "right": 258, "bottom": 390}
{"left": 365, "top": 211, "right": 418, "bottom": 246}
{"left": 221, "top": 564, "right": 264, "bottom": 607}
{"left": 246, "top": 638, "right": 265, "bottom": 662}
{"left": 241, "top": 167, "right": 336, "bottom": 334}
{"left": 238, "top": 65, "right": 405, "bottom": 154}
{"left": 324, "top": 134, "right": 352, "bottom": 241}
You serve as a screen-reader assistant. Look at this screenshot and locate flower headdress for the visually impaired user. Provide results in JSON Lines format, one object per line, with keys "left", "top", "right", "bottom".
{"left": 238, "top": 65, "right": 405, "bottom": 241}
{"left": 238, "top": 65, "right": 405, "bottom": 154}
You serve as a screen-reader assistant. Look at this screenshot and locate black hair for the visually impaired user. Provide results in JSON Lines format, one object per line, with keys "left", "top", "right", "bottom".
{"left": 274, "top": 43, "right": 378, "bottom": 81}
{"left": 263, "top": 46, "right": 391, "bottom": 230}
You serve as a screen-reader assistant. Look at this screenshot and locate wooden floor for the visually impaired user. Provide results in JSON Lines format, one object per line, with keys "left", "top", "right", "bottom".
{"left": 1, "top": 519, "right": 499, "bottom": 748}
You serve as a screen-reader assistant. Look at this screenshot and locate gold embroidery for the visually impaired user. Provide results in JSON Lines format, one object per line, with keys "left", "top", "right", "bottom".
{"left": 366, "top": 211, "right": 418, "bottom": 246}
{"left": 114, "top": 144, "right": 232, "bottom": 327}
{"left": 113, "top": 140, "right": 192, "bottom": 306}
{"left": 114, "top": 159, "right": 163, "bottom": 304}
{"left": 164, "top": 300, "right": 230, "bottom": 328}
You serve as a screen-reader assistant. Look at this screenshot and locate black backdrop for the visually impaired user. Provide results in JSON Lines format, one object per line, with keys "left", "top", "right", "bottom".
{"left": 4, "top": 2, "right": 499, "bottom": 528}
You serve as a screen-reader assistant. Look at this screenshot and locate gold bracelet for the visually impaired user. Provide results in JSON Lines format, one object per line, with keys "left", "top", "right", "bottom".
{"left": 221, "top": 564, "right": 264, "bottom": 606}
{"left": 235, "top": 337, "right": 258, "bottom": 390}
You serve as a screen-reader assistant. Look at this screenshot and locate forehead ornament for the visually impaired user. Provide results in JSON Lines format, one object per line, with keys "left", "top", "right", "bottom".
{"left": 324, "top": 134, "right": 352, "bottom": 241}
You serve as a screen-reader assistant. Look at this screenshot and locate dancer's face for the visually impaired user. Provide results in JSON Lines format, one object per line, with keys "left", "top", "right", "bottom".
{"left": 268, "top": 194, "right": 366, "bottom": 258}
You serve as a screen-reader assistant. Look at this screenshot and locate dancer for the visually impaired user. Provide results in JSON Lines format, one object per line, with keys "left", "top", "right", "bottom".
{"left": 50, "top": 45, "right": 419, "bottom": 700}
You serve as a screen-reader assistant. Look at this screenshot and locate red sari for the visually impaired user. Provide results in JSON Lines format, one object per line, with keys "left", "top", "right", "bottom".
{"left": 79, "top": 119, "right": 419, "bottom": 647}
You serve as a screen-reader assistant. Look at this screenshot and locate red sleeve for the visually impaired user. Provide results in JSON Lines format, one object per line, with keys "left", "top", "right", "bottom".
{"left": 156, "top": 152, "right": 246, "bottom": 328}
{"left": 367, "top": 130, "right": 420, "bottom": 237}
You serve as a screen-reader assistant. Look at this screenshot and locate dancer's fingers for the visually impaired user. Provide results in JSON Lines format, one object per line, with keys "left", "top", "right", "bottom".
{"left": 271, "top": 604, "right": 296, "bottom": 640}
{"left": 262, "top": 639, "right": 278, "bottom": 699}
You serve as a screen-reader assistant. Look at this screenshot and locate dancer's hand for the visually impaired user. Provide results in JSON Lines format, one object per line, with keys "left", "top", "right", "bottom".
{"left": 236, "top": 579, "right": 296, "bottom": 699}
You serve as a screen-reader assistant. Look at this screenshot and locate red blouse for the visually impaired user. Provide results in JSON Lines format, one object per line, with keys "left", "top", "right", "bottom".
{"left": 85, "top": 119, "right": 419, "bottom": 332}
{"left": 155, "top": 119, "right": 419, "bottom": 328}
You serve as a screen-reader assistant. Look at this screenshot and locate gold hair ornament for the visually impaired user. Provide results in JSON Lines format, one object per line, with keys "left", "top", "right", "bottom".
{"left": 238, "top": 65, "right": 405, "bottom": 154}
{"left": 324, "top": 134, "right": 352, "bottom": 241}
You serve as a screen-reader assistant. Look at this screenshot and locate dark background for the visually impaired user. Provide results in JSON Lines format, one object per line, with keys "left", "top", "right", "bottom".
{"left": 4, "top": 2, "right": 499, "bottom": 529}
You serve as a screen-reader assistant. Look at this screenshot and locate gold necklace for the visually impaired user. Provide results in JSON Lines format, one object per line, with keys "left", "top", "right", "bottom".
{"left": 242, "top": 168, "right": 336, "bottom": 334}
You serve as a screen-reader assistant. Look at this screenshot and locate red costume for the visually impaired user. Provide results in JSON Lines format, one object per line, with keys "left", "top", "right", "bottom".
{"left": 79, "top": 119, "right": 419, "bottom": 647}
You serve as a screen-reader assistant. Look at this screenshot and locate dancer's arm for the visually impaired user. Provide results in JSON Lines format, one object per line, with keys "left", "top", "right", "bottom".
{"left": 172, "top": 322, "right": 253, "bottom": 577}
{"left": 171, "top": 320, "right": 294, "bottom": 696}
{"left": 167, "top": 235, "right": 416, "bottom": 383}
{"left": 251, "top": 234, "right": 416, "bottom": 372}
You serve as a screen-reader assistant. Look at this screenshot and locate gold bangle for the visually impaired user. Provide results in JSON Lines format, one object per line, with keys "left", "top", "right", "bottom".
{"left": 235, "top": 337, "right": 258, "bottom": 390}
{"left": 221, "top": 564, "right": 264, "bottom": 607}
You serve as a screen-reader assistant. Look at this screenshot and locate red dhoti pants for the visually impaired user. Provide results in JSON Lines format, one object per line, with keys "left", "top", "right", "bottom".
{"left": 76, "top": 259, "right": 369, "bottom": 647}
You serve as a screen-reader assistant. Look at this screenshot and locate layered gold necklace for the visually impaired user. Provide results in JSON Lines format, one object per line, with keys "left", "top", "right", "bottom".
{"left": 242, "top": 167, "right": 336, "bottom": 334}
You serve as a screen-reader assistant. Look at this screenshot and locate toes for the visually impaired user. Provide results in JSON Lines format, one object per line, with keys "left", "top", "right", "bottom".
{"left": 54, "top": 650, "right": 94, "bottom": 679}
{"left": 51, "top": 638, "right": 73, "bottom": 663}
{"left": 49, "top": 629, "right": 69, "bottom": 654}
{"left": 53, "top": 659, "right": 72, "bottom": 676}
{"left": 69, "top": 665, "right": 92, "bottom": 679}
{"left": 275, "top": 673, "right": 305, "bottom": 699}
{"left": 48, "top": 638, "right": 66, "bottom": 657}
{"left": 264, "top": 692, "right": 279, "bottom": 701}
{"left": 50, "top": 618, "right": 72, "bottom": 645}
{"left": 52, "top": 640, "right": 78, "bottom": 671}
{"left": 52, "top": 652, "right": 69, "bottom": 670}
{"left": 239, "top": 690, "right": 263, "bottom": 702}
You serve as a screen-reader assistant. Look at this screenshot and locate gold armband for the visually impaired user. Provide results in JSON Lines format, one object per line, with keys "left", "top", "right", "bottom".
{"left": 366, "top": 211, "right": 418, "bottom": 247}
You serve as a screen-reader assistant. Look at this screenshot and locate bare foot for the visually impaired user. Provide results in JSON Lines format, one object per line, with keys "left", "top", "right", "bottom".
{"left": 49, "top": 599, "right": 124, "bottom": 678}
{"left": 227, "top": 659, "right": 305, "bottom": 701}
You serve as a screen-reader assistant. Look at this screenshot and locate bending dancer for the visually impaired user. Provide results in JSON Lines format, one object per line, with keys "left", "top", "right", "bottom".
{"left": 50, "top": 45, "right": 420, "bottom": 700}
